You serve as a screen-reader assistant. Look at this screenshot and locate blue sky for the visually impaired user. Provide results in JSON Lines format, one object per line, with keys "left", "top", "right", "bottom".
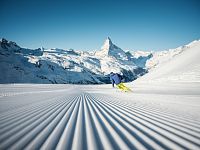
{"left": 0, "top": 0, "right": 200, "bottom": 51}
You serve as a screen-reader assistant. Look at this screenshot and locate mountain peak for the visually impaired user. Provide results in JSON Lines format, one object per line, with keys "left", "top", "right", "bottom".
{"left": 101, "top": 37, "right": 114, "bottom": 51}
{"left": 106, "top": 37, "right": 112, "bottom": 43}
{"left": 97, "top": 37, "right": 128, "bottom": 60}
{"left": 0, "top": 38, "right": 8, "bottom": 43}
{"left": 0, "top": 38, "right": 20, "bottom": 50}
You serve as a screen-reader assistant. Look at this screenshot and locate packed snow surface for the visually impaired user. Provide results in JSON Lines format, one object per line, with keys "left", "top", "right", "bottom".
{"left": 0, "top": 83, "right": 200, "bottom": 150}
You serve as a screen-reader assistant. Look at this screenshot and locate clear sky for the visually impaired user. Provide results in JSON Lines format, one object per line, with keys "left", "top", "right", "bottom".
{"left": 0, "top": 0, "right": 200, "bottom": 51}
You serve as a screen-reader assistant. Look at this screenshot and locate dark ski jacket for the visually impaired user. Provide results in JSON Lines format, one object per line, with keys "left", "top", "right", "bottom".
{"left": 110, "top": 73, "right": 123, "bottom": 87}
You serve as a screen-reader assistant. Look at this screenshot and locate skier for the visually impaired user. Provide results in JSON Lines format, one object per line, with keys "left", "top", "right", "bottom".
{"left": 110, "top": 72, "right": 132, "bottom": 92}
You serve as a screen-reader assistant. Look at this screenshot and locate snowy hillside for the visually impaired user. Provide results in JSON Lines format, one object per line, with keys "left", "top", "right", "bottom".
{"left": 127, "top": 40, "right": 199, "bottom": 70}
{"left": 0, "top": 38, "right": 146, "bottom": 84}
{"left": 135, "top": 40, "right": 200, "bottom": 83}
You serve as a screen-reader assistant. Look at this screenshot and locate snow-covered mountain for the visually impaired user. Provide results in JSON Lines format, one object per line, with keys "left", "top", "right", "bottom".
{"left": 0, "top": 38, "right": 146, "bottom": 84}
{"left": 95, "top": 37, "right": 128, "bottom": 61}
{"left": 1, "top": 37, "right": 199, "bottom": 84}
{"left": 135, "top": 40, "right": 200, "bottom": 83}
{"left": 128, "top": 40, "right": 200, "bottom": 70}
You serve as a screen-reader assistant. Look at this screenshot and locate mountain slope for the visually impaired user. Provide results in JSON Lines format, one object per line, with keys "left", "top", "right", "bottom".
{"left": 135, "top": 40, "right": 200, "bottom": 83}
{"left": 0, "top": 38, "right": 146, "bottom": 84}
{"left": 0, "top": 39, "right": 104, "bottom": 84}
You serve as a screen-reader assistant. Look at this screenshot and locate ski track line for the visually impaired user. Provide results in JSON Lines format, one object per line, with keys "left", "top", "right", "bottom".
{"left": 0, "top": 94, "right": 69, "bottom": 128}
{"left": 94, "top": 94, "right": 200, "bottom": 137}
{"left": 97, "top": 94, "right": 200, "bottom": 127}
{"left": 109, "top": 95, "right": 200, "bottom": 124}
{"left": 0, "top": 91, "right": 200, "bottom": 150}
{"left": 0, "top": 96, "right": 73, "bottom": 148}
{"left": 90, "top": 94, "right": 200, "bottom": 149}
{"left": 0, "top": 94, "right": 74, "bottom": 135}
{"left": 90, "top": 94, "right": 183, "bottom": 150}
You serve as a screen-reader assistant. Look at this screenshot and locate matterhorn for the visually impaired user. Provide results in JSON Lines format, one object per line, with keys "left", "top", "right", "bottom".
{"left": 96, "top": 37, "right": 128, "bottom": 60}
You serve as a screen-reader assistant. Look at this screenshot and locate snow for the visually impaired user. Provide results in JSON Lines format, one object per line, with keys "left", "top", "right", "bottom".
{"left": 135, "top": 40, "right": 200, "bottom": 83}
{"left": 0, "top": 82, "right": 200, "bottom": 149}
{"left": 0, "top": 38, "right": 146, "bottom": 84}
{"left": 96, "top": 37, "right": 128, "bottom": 61}
{"left": 0, "top": 38, "right": 200, "bottom": 149}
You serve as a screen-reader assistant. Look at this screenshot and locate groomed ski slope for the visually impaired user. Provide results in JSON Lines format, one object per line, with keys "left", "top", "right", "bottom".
{"left": 0, "top": 40, "right": 200, "bottom": 149}
{"left": 0, "top": 84, "right": 200, "bottom": 150}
